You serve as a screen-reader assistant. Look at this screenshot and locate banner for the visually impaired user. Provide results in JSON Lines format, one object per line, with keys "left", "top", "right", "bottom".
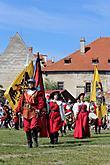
{"left": 34, "top": 53, "right": 45, "bottom": 92}
{"left": 34, "top": 52, "right": 48, "bottom": 137}
{"left": 4, "top": 61, "right": 34, "bottom": 111}
{"left": 90, "top": 66, "right": 107, "bottom": 118}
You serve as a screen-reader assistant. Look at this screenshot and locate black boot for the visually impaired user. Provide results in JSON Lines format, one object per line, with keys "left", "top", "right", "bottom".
{"left": 54, "top": 132, "right": 59, "bottom": 144}
{"left": 26, "top": 131, "right": 33, "bottom": 148}
{"left": 50, "top": 134, "right": 54, "bottom": 144}
{"left": 15, "top": 123, "right": 19, "bottom": 130}
{"left": 32, "top": 128, "right": 38, "bottom": 147}
{"left": 98, "top": 126, "right": 101, "bottom": 134}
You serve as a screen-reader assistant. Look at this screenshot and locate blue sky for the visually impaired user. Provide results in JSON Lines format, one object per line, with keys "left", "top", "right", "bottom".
{"left": 0, "top": 0, "right": 110, "bottom": 61}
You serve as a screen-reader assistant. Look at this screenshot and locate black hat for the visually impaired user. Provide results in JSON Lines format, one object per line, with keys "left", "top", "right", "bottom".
{"left": 49, "top": 91, "right": 61, "bottom": 99}
{"left": 77, "top": 93, "right": 85, "bottom": 100}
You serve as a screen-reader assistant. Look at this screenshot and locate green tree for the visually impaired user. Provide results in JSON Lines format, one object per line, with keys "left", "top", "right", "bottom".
{"left": 0, "top": 84, "right": 3, "bottom": 88}
{"left": 44, "top": 78, "right": 58, "bottom": 90}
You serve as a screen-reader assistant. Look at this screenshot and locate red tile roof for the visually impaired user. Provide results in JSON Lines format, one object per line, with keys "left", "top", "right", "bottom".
{"left": 43, "top": 37, "right": 110, "bottom": 71}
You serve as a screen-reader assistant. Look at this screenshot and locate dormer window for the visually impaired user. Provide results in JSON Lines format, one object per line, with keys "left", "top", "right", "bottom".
{"left": 108, "top": 59, "right": 110, "bottom": 64}
{"left": 64, "top": 58, "right": 71, "bottom": 64}
{"left": 92, "top": 58, "right": 99, "bottom": 65}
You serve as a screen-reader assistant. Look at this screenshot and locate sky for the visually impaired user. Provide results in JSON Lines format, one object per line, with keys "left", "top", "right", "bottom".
{"left": 0, "top": 0, "right": 110, "bottom": 61}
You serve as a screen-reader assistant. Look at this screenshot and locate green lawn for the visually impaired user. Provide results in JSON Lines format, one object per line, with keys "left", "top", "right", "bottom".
{"left": 0, "top": 128, "right": 110, "bottom": 165}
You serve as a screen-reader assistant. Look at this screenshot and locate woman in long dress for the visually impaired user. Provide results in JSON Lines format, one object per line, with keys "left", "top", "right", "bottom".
{"left": 74, "top": 104, "right": 90, "bottom": 139}
{"left": 49, "top": 93, "right": 65, "bottom": 144}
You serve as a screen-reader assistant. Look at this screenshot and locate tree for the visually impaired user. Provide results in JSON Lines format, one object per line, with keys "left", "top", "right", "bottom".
{"left": 0, "top": 84, "right": 3, "bottom": 88}
{"left": 44, "top": 78, "right": 58, "bottom": 90}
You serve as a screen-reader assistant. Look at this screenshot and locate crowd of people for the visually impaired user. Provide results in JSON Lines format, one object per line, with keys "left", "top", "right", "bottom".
{"left": 0, "top": 78, "right": 110, "bottom": 148}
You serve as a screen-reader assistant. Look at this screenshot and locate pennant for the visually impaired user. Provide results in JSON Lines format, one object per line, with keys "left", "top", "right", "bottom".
{"left": 90, "top": 66, "right": 107, "bottom": 118}
{"left": 4, "top": 61, "right": 34, "bottom": 111}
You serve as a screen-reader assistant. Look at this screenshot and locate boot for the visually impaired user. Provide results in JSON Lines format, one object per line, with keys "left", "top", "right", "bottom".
{"left": 50, "top": 134, "right": 54, "bottom": 144}
{"left": 32, "top": 128, "right": 38, "bottom": 147}
{"left": 26, "top": 131, "right": 33, "bottom": 148}
{"left": 15, "top": 123, "right": 19, "bottom": 130}
{"left": 54, "top": 132, "right": 59, "bottom": 144}
{"left": 98, "top": 126, "right": 101, "bottom": 134}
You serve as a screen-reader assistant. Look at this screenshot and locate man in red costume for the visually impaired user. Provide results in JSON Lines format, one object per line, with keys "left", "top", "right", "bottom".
{"left": 16, "top": 78, "right": 45, "bottom": 148}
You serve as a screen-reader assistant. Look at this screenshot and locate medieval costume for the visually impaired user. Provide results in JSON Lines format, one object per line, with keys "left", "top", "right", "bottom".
{"left": 74, "top": 104, "right": 90, "bottom": 139}
{"left": 16, "top": 78, "right": 45, "bottom": 148}
{"left": 63, "top": 100, "right": 73, "bottom": 133}
{"left": 49, "top": 93, "right": 65, "bottom": 144}
{"left": 90, "top": 101, "right": 102, "bottom": 134}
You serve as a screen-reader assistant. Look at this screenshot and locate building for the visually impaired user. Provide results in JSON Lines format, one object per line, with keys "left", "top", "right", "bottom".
{"left": 0, "top": 32, "right": 47, "bottom": 89}
{"left": 0, "top": 32, "right": 34, "bottom": 89}
{"left": 43, "top": 37, "right": 110, "bottom": 100}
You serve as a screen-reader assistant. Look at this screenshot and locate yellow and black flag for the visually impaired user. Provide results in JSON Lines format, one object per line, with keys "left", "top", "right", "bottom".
{"left": 90, "top": 66, "right": 107, "bottom": 119}
{"left": 4, "top": 61, "right": 34, "bottom": 111}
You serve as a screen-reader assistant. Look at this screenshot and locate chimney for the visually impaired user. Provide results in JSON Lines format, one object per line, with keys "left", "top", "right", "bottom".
{"left": 80, "top": 37, "right": 85, "bottom": 54}
{"left": 51, "top": 57, "right": 55, "bottom": 63}
{"left": 28, "top": 47, "right": 33, "bottom": 53}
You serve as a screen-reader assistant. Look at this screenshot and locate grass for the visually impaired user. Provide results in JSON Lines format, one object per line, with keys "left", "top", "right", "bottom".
{"left": 0, "top": 129, "right": 110, "bottom": 165}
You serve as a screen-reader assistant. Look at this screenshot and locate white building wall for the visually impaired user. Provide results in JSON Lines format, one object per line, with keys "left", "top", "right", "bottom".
{"left": 44, "top": 72, "right": 110, "bottom": 98}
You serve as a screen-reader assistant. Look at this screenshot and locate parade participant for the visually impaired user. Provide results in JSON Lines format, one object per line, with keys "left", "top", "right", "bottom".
{"left": 74, "top": 104, "right": 90, "bottom": 139}
{"left": 3, "top": 104, "right": 12, "bottom": 128}
{"left": 45, "top": 93, "right": 50, "bottom": 115}
{"left": 0, "top": 105, "right": 4, "bottom": 127}
{"left": 13, "top": 111, "right": 20, "bottom": 130}
{"left": 63, "top": 99, "right": 73, "bottom": 132}
{"left": 90, "top": 101, "right": 102, "bottom": 134}
{"left": 49, "top": 93, "right": 65, "bottom": 144}
{"left": 16, "top": 78, "right": 45, "bottom": 148}
{"left": 72, "top": 97, "right": 80, "bottom": 118}
{"left": 73, "top": 93, "right": 90, "bottom": 138}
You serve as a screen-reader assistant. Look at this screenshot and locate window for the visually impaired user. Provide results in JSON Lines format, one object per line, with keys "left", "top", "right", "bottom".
{"left": 85, "top": 82, "right": 91, "bottom": 93}
{"left": 57, "top": 81, "right": 64, "bottom": 90}
{"left": 64, "top": 58, "right": 71, "bottom": 64}
{"left": 92, "top": 58, "right": 99, "bottom": 65}
{"left": 108, "top": 59, "right": 110, "bottom": 64}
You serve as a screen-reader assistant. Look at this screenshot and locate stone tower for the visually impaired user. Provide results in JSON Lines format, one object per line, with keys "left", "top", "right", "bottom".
{"left": 0, "top": 32, "right": 33, "bottom": 89}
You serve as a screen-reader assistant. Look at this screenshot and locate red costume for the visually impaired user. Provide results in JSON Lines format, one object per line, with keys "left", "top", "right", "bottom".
{"left": 92, "top": 102, "right": 102, "bottom": 134}
{"left": 17, "top": 90, "right": 44, "bottom": 131}
{"left": 74, "top": 104, "right": 90, "bottom": 139}
{"left": 49, "top": 100, "right": 63, "bottom": 144}
{"left": 16, "top": 86, "right": 45, "bottom": 148}
{"left": 63, "top": 103, "right": 73, "bottom": 132}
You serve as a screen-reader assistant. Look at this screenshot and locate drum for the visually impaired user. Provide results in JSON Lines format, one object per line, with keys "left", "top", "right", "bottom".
{"left": 89, "top": 112, "right": 97, "bottom": 120}
{"left": 89, "top": 112, "right": 97, "bottom": 126}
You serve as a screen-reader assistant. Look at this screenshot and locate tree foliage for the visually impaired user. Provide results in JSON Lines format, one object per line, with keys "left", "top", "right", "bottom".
{"left": 44, "top": 78, "right": 58, "bottom": 90}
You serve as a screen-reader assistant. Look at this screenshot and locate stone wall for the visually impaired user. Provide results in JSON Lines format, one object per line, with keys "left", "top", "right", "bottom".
{"left": 44, "top": 71, "right": 110, "bottom": 99}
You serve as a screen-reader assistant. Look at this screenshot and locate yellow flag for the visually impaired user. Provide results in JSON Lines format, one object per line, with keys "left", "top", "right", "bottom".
{"left": 4, "top": 61, "right": 34, "bottom": 111}
{"left": 90, "top": 66, "right": 107, "bottom": 118}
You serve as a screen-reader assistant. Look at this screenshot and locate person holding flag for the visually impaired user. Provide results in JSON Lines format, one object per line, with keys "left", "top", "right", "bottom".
{"left": 4, "top": 58, "right": 45, "bottom": 148}
{"left": 15, "top": 78, "right": 45, "bottom": 148}
{"left": 90, "top": 65, "right": 107, "bottom": 133}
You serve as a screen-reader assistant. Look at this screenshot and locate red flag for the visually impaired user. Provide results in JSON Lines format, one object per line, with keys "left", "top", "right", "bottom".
{"left": 34, "top": 52, "right": 44, "bottom": 91}
{"left": 34, "top": 52, "right": 49, "bottom": 137}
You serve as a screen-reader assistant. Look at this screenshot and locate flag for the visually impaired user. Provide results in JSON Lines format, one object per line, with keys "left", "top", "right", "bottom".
{"left": 90, "top": 66, "right": 107, "bottom": 118}
{"left": 4, "top": 61, "right": 34, "bottom": 111}
{"left": 34, "top": 52, "right": 45, "bottom": 92}
{"left": 34, "top": 52, "right": 48, "bottom": 137}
